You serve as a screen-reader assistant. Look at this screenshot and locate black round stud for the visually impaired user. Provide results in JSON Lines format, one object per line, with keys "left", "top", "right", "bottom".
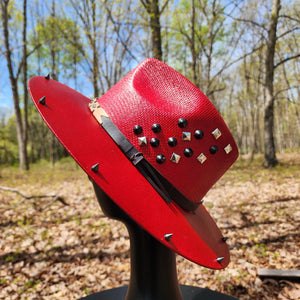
{"left": 184, "top": 148, "right": 193, "bottom": 157}
{"left": 178, "top": 118, "right": 188, "bottom": 128}
{"left": 152, "top": 123, "right": 161, "bottom": 133}
{"left": 209, "top": 145, "right": 218, "bottom": 154}
{"left": 133, "top": 125, "right": 143, "bottom": 135}
{"left": 156, "top": 154, "right": 166, "bottom": 164}
{"left": 194, "top": 130, "right": 204, "bottom": 139}
{"left": 168, "top": 137, "right": 177, "bottom": 147}
{"left": 150, "top": 138, "right": 160, "bottom": 147}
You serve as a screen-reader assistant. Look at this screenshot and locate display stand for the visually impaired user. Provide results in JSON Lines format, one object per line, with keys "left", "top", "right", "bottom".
{"left": 80, "top": 182, "right": 238, "bottom": 300}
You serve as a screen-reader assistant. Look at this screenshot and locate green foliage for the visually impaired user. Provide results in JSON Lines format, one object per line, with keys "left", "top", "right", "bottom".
{"left": 0, "top": 116, "right": 18, "bottom": 165}
{"left": 0, "top": 105, "right": 69, "bottom": 166}
{"left": 18, "top": 280, "right": 40, "bottom": 294}
{"left": 5, "top": 255, "right": 14, "bottom": 262}
{"left": 7, "top": 0, "right": 22, "bottom": 30}
{"left": 0, "top": 156, "right": 83, "bottom": 188}
{"left": 222, "top": 152, "right": 300, "bottom": 184}
{"left": 167, "top": 0, "right": 232, "bottom": 91}
{"left": 255, "top": 243, "right": 268, "bottom": 257}
{"left": 29, "top": 14, "right": 84, "bottom": 81}
{"left": 83, "top": 287, "right": 91, "bottom": 294}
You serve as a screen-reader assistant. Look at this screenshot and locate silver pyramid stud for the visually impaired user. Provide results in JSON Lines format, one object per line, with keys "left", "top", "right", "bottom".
{"left": 224, "top": 144, "right": 232, "bottom": 154}
{"left": 197, "top": 153, "right": 207, "bottom": 164}
{"left": 138, "top": 136, "right": 147, "bottom": 146}
{"left": 91, "top": 163, "right": 99, "bottom": 173}
{"left": 200, "top": 199, "right": 204, "bottom": 204}
{"left": 44, "top": 74, "right": 50, "bottom": 80}
{"left": 212, "top": 128, "right": 222, "bottom": 139}
{"left": 217, "top": 257, "right": 224, "bottom": 264}
{"left": 164, "top": 233, "right": 173, "bottom": 241}
{"left": 222, "top": 237, "right": 228, "bottom": 242}
{"left": 170, "top": 153, "right": 181, "bottom": 164}
{"left": 182, "top": 132, "right": 191, "bottom": 141}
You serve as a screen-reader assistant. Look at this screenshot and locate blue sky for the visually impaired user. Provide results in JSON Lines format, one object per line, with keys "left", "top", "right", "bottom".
{"left": 0, "top": 48, "right": 14, "bottom": 117}
{"left": 0, "top": 73, "right": 13, "bottom": 118}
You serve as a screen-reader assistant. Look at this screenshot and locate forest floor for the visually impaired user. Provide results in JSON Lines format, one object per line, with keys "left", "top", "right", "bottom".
{"left": 0, "top": 153, "right": 299, "bottom": 300}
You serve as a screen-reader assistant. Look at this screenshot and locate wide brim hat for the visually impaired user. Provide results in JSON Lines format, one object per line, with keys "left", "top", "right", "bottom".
{"left": 28, "top": 58, "right": 238, "bottom": 269}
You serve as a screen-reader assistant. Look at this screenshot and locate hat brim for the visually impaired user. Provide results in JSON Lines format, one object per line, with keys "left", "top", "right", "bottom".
{"left": 28, "top": 76, "right": 229, "bottom": 269}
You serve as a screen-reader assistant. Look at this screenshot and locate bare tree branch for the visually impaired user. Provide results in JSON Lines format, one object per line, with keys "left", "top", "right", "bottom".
{"left": 274, "top": 86, "right": 299, "bottom": 99}
{"left": 223, "top": 12, "right": 267, "bottom": 32}
{"left": 0, "top": 185, "right": 68, "bottom": 209}
{"left": 276, "top": 26, "right": 300, "bottom": 40}
{"left": 211, "top": 42, "right": 265, "bottom": 83}
{"left": 39, "top": 196, "right": 68, "bottom": 210}
{"left": 274, "top": 53, "right": 300, "bottom": 69}
{"left": 104, "top": 5, "right": 138, "bottom": 62}
{"left": 140, "top": 0, "right": 150, "bottom": 13}
{"left": 160, "top": 0, "right": 170, "bottom": 14}
{"left": 16, "top": 43, "right": 42, "bottom": 80}
{"left": 279, "top": 14, "right": 300, "bottom": 23}
{"left": 206, "top": 85, "right": 226, "bottom": 97}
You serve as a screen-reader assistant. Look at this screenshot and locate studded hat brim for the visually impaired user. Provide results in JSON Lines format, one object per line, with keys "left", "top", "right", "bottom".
{"left": 28, "top": 76, "right": 230, "bottom": 269}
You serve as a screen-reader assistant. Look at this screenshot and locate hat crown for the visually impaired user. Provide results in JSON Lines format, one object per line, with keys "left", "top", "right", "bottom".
{"left": 98, "top": 58, "right": 238, "bottom": 204}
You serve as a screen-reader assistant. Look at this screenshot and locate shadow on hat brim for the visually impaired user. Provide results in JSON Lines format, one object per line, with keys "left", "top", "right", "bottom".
{"left": 28, "top": 76, "right": 230, "bottom": 269}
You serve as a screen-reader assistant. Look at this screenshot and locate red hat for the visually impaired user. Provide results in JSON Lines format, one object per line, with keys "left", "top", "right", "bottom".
{"left": 28, "top": 58, "right": 238, "bottom": 269}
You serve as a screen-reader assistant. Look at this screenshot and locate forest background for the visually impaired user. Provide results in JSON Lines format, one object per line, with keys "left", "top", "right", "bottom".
{"left": 0, "top": 1, "right": 299, "bottom": 299}
{"left": 0, "top": 0, "right": 299, "bottom": 170}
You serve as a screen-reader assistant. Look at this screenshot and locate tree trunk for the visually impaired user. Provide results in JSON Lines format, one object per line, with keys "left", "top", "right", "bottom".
{"left": 150, "top": 0, "right": 163, "bottom": 60}
{"left": 263, "top": 0, "right": 281, "bottom": 167}
{"left": 1, "top": 0, "right": 28, "bottom": 170}
{"left": 190, "top": 0, "right": 198, "bottom": 86}
{"left": 91, "top": 0, "right": 100, "bottom": 97}
{"left": 49, "top": 0, "right": 57, "bottom": 167}
{"left": 22, "top": 0, "right": 29, "bottom": 170}
{"left": 141, "top": 0, "right": 163, "bottom": 61}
